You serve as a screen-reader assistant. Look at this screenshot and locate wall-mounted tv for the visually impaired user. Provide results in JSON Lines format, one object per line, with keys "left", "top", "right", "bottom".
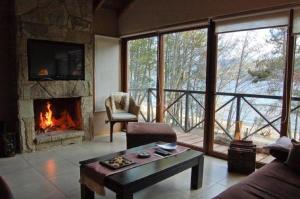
{"left": 27, "top": 39, "right": 85, "bottom": 81}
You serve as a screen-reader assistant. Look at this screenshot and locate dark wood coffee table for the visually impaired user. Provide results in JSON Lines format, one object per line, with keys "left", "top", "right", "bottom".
{"left": 79, "top": 143, "right": 204, "bottom": 199}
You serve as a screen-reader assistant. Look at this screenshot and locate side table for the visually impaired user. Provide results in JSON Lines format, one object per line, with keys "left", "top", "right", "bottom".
{"left": 228, "top": 140, "right": 256, "bottom": 174}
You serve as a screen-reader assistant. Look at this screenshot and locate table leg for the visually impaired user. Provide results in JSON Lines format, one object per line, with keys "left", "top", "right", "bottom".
{"left": 191, "top": 155, "right": 204, "bottom": 189}
{"left": 116, "top": 191, "right": 133, "bottom": 199}
{"left": 81, "top": 184, "right": 94, "bottom": 199}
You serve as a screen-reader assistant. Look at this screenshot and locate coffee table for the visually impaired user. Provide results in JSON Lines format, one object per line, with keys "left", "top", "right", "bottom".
{"left": 79, "top": 143, "right": 204, "bottom": 199}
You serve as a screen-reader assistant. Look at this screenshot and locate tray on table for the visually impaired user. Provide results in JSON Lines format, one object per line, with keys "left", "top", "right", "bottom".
{"left": 100, "top": 156, "right": 135, "bottom": 170}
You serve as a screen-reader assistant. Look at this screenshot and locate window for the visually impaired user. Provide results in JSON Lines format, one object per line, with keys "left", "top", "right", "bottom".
{"left": 214, "top": 27, "right": 287, "bottom": 157}
{"left": 163, "top": 29, "right": 207, "bottom": 149}
{"left": 127, "top": 37, "right": 158, "bottom": 122}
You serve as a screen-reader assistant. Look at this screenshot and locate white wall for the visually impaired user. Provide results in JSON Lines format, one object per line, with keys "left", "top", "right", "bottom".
{"left": 94, "top": 35, "right": 121, "bottom": 135}
{"left": 94, "top": 35, "right": 120, "bottom": 112}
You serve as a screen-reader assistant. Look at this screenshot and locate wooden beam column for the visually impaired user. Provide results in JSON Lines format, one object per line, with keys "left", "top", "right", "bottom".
{"left": 156, "top": 34, "right": 165, "bottom": 122}
{"left": 280, "top": 10, "right": 295, "bottom": 137}
{"left": 121, "top": 39, "right": 128, "bottom": 92}
{"left": 204, "top": 20, "right": 217, "bottom": 154}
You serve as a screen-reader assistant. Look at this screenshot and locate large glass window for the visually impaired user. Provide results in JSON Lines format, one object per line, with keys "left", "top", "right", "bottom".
{"left": 127, "top": 37, "right": 158, "bottom": 122}
{"left": 214, "top": 27, "right": 287, "bottom": 159}
{"left": 163, "top": 29, "right": 207, "bottom": 148}
{"left": 290, "top": 36, "right": 300, "bottom": 140}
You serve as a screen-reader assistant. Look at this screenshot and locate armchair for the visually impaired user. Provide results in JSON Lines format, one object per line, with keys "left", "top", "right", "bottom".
{"left": 105, "top": 92, "right": 140, "bottom": 142}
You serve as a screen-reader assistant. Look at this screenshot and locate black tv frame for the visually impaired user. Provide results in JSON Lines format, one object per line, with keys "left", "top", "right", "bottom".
{"left": 27, "top": 39, "right": 85, "bottom": 81}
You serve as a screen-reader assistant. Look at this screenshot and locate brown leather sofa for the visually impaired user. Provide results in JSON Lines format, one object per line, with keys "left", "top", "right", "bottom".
{"left": 0, "top": 176, "right": 14, "bottom": 199}
{"left": 214, "top": 160, "right": 300, "bottom": 199}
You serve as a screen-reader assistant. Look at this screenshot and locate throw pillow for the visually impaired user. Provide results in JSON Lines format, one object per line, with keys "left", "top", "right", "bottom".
{"left": 285, "top": 139, "right": 300, "bottom": 173}
{"left": 111, "top": 92, "right": 128, "bottom": 113}
{"left": 264, "top": 136, "right": 292, "bottom": 162}
{"left": 120, "top": 93, "right": 130, "bottom": 112}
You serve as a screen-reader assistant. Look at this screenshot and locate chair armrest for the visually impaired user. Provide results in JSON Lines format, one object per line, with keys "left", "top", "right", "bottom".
{"left": 105, "top": 98, "right": 112, "bottom": 121}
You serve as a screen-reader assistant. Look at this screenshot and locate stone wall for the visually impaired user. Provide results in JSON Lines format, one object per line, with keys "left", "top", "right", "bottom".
{"left": 15, "top": 0, "right": 94, "bottom": 152}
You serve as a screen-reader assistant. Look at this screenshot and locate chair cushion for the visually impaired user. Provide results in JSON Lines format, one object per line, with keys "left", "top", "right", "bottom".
{"left": 111, "top": 112, "right": 137, "bottom": 120}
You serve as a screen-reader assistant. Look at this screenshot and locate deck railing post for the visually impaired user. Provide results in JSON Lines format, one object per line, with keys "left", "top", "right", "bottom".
{"left": 147, "top": 88, "right": 151, "bottom": 122}
{"left": 236, "top": 95, "right": 241, "bottom": 122}
{"left": 185, "top": 92, "right": 190, "bottom": 132}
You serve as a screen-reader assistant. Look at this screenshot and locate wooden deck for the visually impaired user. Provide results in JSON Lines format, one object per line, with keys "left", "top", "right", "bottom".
{"left": 176, "top": 132, "right": 275, "bottom": 164}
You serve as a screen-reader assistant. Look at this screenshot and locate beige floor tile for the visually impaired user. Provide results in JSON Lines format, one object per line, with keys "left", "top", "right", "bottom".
{"left": 0, "top": 134, "right": 246, "bottom": 199}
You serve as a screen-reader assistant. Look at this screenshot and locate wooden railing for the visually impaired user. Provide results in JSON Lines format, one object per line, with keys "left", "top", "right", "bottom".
{"left": 129, "top": 88, "right": 300, "bottom": 140}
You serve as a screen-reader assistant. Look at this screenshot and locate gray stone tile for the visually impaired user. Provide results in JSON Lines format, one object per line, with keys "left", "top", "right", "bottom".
{"left": 0, "top": 155, "right": 30, "bottom": 175}
{"left": 2, "top": 168, "right": 46, "bottom": 189}
{"left": 218, "top": 172, "right": 247, "bottom": 188}
{"left": 48, "top": 170, "right": 80, "bottom": 195}
{"left": 33, "top": 158, "right": 79, "bottom": 179}
{"left": 191, "top": 183, "right": 227, "bottom": 199}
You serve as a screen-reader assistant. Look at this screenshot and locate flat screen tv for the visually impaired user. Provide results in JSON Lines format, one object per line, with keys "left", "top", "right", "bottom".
{"left": 28, "top": 39, "right": 85, "bottom": 81}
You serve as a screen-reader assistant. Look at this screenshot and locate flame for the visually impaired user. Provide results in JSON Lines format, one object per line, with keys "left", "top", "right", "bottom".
{"left": 39, "top": 102, "right": 53, "bottom": 129}
{"left": 39, "top": 101, "right": 77, "bottom": 132}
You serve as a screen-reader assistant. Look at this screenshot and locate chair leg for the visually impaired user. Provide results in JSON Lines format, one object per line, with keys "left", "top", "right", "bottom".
{"left": 110, "top": 122, "right": 114, "bottom": 142}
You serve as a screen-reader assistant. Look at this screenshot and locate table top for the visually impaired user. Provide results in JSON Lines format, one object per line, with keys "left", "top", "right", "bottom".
{"left": 80, "top": 143, "right": 203, "bottom": 188}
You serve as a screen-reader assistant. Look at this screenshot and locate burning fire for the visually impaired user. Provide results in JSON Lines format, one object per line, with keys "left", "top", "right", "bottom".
{"left": 39, "top": 101, "right": 77, "bottom": 132}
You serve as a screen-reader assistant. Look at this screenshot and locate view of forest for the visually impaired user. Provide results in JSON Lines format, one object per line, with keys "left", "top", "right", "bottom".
{"left": 127, "top": 26, "right": 300, "bottom": 150}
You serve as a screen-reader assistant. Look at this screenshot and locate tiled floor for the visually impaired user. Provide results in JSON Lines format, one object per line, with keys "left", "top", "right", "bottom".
{"left": 0, "top": 133, "right": 246, "bottom": 199}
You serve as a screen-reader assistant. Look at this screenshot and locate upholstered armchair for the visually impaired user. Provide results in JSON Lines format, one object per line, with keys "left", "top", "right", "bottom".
{"left": 105, "top": 92, "right": 140, "bottom": 142}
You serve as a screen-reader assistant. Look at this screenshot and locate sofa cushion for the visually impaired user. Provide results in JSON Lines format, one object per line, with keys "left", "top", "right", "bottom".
{"left": 264, "top": 136, "right": 292, "bottom": 161}
{"left": 285, "top": 139, "right": 300, "bottom": 173}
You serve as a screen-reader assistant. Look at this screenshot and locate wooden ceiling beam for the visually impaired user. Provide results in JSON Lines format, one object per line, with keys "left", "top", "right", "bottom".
{"left": 93, "top": 0, "right": 107, "bottom": 11}
{"left": 117, "top": 0, "right": 135, "bottom": 17}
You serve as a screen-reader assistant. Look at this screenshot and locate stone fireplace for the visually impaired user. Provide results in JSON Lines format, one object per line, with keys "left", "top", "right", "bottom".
{"left": 15, "top": 0, "right": 94, "bottom": 152}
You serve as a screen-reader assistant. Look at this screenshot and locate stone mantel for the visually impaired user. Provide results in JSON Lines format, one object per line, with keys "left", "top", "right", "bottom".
{"left": 15, "top": 0, "right": 94, "bottom": 152}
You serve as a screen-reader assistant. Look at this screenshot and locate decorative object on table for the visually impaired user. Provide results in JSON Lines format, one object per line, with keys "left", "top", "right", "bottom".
{"left": 264, "top": 136, "right": 292, "bottom": 162}
{"left": 154, "top": 148, "right": 172, "bottom": 156}
{"left": 157, "top": 142, "right": 177, "bottom": 151}
{"left": 137, "top": 151, "right": 151, "bottom": 158}
{"left": 228, "top": 140, "right": 256, "bottom": 174}
{"left": 100, "top": 156, "right": 135, "bottom": 170}
{"left": 105, "top": 92, "right": 140, "bottom": 142}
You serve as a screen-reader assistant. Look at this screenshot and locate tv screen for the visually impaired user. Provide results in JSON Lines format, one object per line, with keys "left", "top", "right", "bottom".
{"left": 27, "top": 39, "right": 85, "bottom": 81}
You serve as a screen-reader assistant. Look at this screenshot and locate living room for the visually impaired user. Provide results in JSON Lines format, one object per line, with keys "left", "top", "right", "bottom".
{"left": 1, "top": 0, "right": 300, "bottom": 199}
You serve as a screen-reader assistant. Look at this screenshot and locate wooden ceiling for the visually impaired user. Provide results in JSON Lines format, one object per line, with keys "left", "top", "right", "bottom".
{"left": 94, "top": 0, "right": 135, "bottom": 15}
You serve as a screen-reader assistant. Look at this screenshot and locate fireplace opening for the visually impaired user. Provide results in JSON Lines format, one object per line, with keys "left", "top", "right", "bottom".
{"left": 34, "top": 98, "right": 83, "bottom": 134}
